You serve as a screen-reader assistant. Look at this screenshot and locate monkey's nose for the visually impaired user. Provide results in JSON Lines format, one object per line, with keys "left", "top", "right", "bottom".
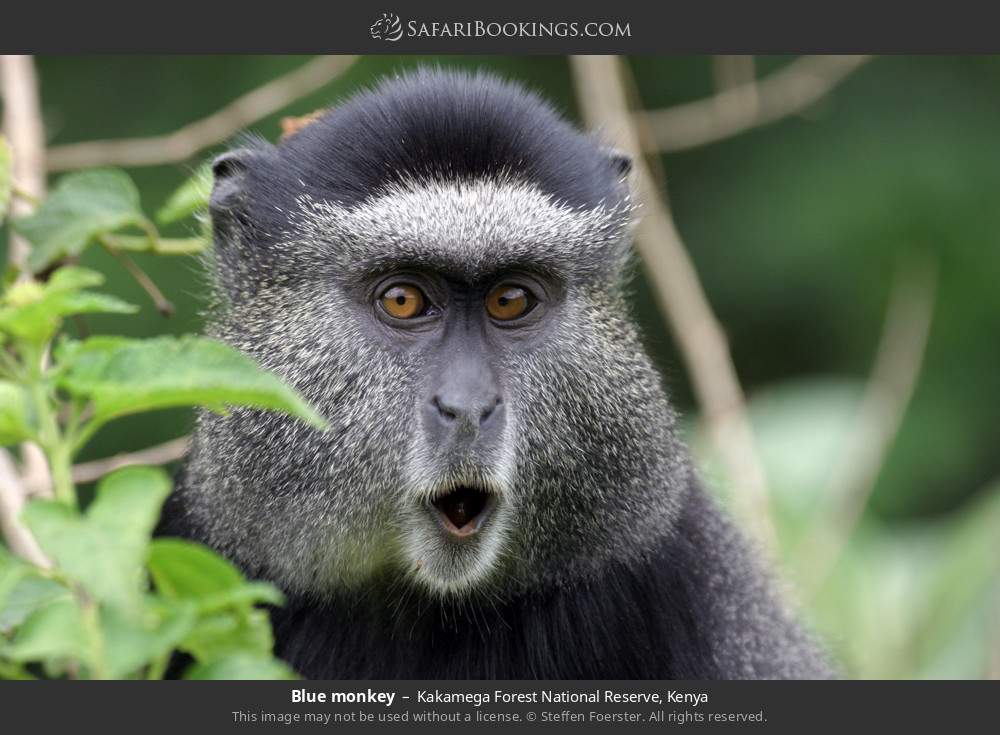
{"left": 431, "top": 394, "right": 504, "bottom": 431}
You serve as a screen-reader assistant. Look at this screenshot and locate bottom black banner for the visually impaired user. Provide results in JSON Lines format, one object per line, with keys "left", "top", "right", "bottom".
{"left": 0, "top": 680, "right": 994, "bottom": 732}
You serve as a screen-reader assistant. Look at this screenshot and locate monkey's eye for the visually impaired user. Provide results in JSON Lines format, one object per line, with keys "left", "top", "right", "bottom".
{"left": 379, "top": 284, "right": 427, "bottom": 319}
{"left": 486, "top": 284, "right": 535, "bottom": 321}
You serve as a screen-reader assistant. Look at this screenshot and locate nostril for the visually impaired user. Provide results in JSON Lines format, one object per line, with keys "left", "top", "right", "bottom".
{"left": 480, "top": 397, "right": 502, "bottom": 425}
{"left": 432, "top": 396, "right": 458, "bottom": 422}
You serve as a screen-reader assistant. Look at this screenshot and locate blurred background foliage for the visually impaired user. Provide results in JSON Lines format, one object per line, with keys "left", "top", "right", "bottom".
{"left": 1, "top": 55, "right": 997, "bottom": 679}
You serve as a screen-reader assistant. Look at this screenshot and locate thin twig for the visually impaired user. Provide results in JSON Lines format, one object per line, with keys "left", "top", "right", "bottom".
{"left": 806, "top": 257, "right": 937, "bottom": 594}
{"left": 569, "top": 55, "right": 778, "bottom": 556}
{"left": 46, "top": 55, "right": 358, "bottom": 172}
{"left": 102, "top": 241, "right": 175, "bottom": 316}
{"left": 639, "top": 55, "right": 871, "bottom": 154}
{"left": 71, "top": 436, "right": 189, "bottom": 484}
{"left": 0, "top": 450, "right": 50, "bottom": 568}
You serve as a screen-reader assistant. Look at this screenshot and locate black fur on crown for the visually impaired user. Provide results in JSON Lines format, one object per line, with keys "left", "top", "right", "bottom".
{"left": 218, "top": 69, "right": 628, "bottom": 249}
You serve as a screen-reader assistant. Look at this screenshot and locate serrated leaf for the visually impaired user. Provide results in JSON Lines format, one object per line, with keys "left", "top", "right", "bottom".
{"left": 4, "top": 598, "right": 87, "bottom": 663}
{"left": 56, "top": 335, "right": 326, "bottom": 429}
{"left": 102, "top": 233, "right": 208, "bottom": 255}
{"left": 0, "top": 135, "right": 11, "bottom": 226}
{"left": 183, "top": 652, "right": 297, "bottom": 680}
{"left": 13, "top": 169, "right": 151, "bottom": 273}
{"left": 156, "top": 163, "right": 212, "bottom": 226}
{"left": 0, "top": 266, "right": 137, "bottom": 344}
{"left": 0, "top": 381, "right": 34, "bottom": 445}
{"left": 21, "top": 466, "right": 171, "bottom": 610}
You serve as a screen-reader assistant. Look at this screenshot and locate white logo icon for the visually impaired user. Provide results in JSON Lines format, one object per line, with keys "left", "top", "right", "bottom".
{"left": 370, "top": 13, "right": 403, "bottom": 41}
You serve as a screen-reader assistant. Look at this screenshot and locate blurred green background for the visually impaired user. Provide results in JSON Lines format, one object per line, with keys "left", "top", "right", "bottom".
{"left": 2, "top": 55, "right": 998, "bottom": 679}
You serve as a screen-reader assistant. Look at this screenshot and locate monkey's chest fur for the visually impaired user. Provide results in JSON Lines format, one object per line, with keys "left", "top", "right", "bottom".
{"left": 255, "top": 487, "right": 828, "bottom": 680}
{"left": 271, "top": 543, "right": 706, "bottom": 679}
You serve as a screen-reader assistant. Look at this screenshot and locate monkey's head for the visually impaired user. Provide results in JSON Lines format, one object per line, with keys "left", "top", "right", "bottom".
{"left": 184, "top": 70, "right": 690, "bottom": 600}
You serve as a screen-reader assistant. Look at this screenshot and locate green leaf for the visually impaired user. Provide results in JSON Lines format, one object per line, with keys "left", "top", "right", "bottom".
{"left": 86, "top": 466, "right": 172, "bottom": 547}
{"left": 56, "top": 335, "right": 326, "bottom": 429}
{"left": 13, "top": 169, "right": 151, "bottom": 273}
{"left": 102, "top": 233, "right": 208, "bottom": 255}
{"left": 0, "top": 546, "right": 28, "bottom": 613}
{"left": 149, "top": 538, "right": 249, "bottom": 600}
{"left": 183, "top": 652, "right": 297, "bottom": 680}
{"left": 148, "top": 539, "right": 284, "bottom": 665}
{"left": 156, "top": 163, "right": 212, "bottom": 226}
{"left": 150, "top": 539, "right": 283, "bottom": 611}
{"left": 21, "top": 466, "right": 171, "bottom": 610}
{"left": 200, "top": 583, "right": 284, "bottom": 612}
{"left": 0, "top": 135, "right": 11, "bottom": 226}
{"left": 0, "top": 266, "right": 137, "bottom": 344}
{"left": 180, "top": 608, "right": 275, "bottom": 663}
{"left": 0, "top": 575, "right": 71, "bottom": 633}
{"left": 45, "top": 265, "right": 105, "bottom": 292}
{"left": 4, "top": 598, "right": 87, "bottom": 663}
{"left": 100, "top": 598, "right": 196, "bottom": 679}
{"left": 0, "top": 381, "right": 33, "bottom": 445}
{"left": 913, "top": 485, "right": 1000, "bottom": 675}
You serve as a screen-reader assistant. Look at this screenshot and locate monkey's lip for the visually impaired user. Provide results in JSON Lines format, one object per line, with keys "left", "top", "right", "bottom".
{"left": 428, "top": 486, "right": 498, "bottom": 538}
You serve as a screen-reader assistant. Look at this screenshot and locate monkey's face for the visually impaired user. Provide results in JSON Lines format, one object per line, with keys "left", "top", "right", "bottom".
{"left": 186, "top": 176, "right": 686, "bottom": 600}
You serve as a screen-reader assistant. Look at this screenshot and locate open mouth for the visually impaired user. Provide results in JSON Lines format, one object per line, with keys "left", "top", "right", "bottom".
{"left": 429, "top": 486, "right": 498, "bottom": 537}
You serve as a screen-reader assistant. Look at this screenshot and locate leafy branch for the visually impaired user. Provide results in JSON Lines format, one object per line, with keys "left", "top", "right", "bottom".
{"left": 0, "top": 138, "right": 322, "bottom": 680}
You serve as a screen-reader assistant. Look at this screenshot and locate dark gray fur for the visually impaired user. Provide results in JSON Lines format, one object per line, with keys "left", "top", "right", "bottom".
{"left": 161, "top": 69, "right": 832, "bottom": 679}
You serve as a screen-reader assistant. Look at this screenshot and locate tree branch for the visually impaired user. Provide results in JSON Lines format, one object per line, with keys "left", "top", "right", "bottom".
{"left": 71, "top": 436, "right": 189, "bottom": 485}
{"left": 19, "top": 442, "right": 52, "bottom": 500}
{"left": 638, "top": 55, "right": 871, "bottom": 154}
{"left": 806, "top": 256, "right": 937, "bottom": 593}
{"left": 0, "top": 450, "right": 50, "bottom": 568}
{"left": 1, "top": 55, "right": 53, "bottom": 565}
{"left": 46, "top": 55, "right": 357, "bottom": 172}
{"left": 711, "top": 55, "right": 757, "bottom": 93}
{"left": 1, "top": 55, "right": 46, "bottom": 270}
{"left": 569, "top": 55, "right": 778, "bottom": 555}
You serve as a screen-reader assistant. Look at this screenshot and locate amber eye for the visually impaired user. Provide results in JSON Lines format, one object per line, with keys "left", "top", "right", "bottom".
{"left": 379, "top": 284, "right": 426, "bottom": 319}
{"left": 486, "top": 284, "right": 533, "bottom": 321}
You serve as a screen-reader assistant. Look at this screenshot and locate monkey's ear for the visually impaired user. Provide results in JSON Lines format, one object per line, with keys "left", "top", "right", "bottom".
{"left": 605, "top": 148, "right": 633, "bottom": 177}
{"left": 210, "top": 149, "right": 257, "bottom": 213}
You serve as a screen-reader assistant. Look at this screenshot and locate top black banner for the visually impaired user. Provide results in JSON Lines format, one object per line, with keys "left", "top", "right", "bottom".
{"left": 3, "top": 1, "right": 1000, "bottom": 53}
